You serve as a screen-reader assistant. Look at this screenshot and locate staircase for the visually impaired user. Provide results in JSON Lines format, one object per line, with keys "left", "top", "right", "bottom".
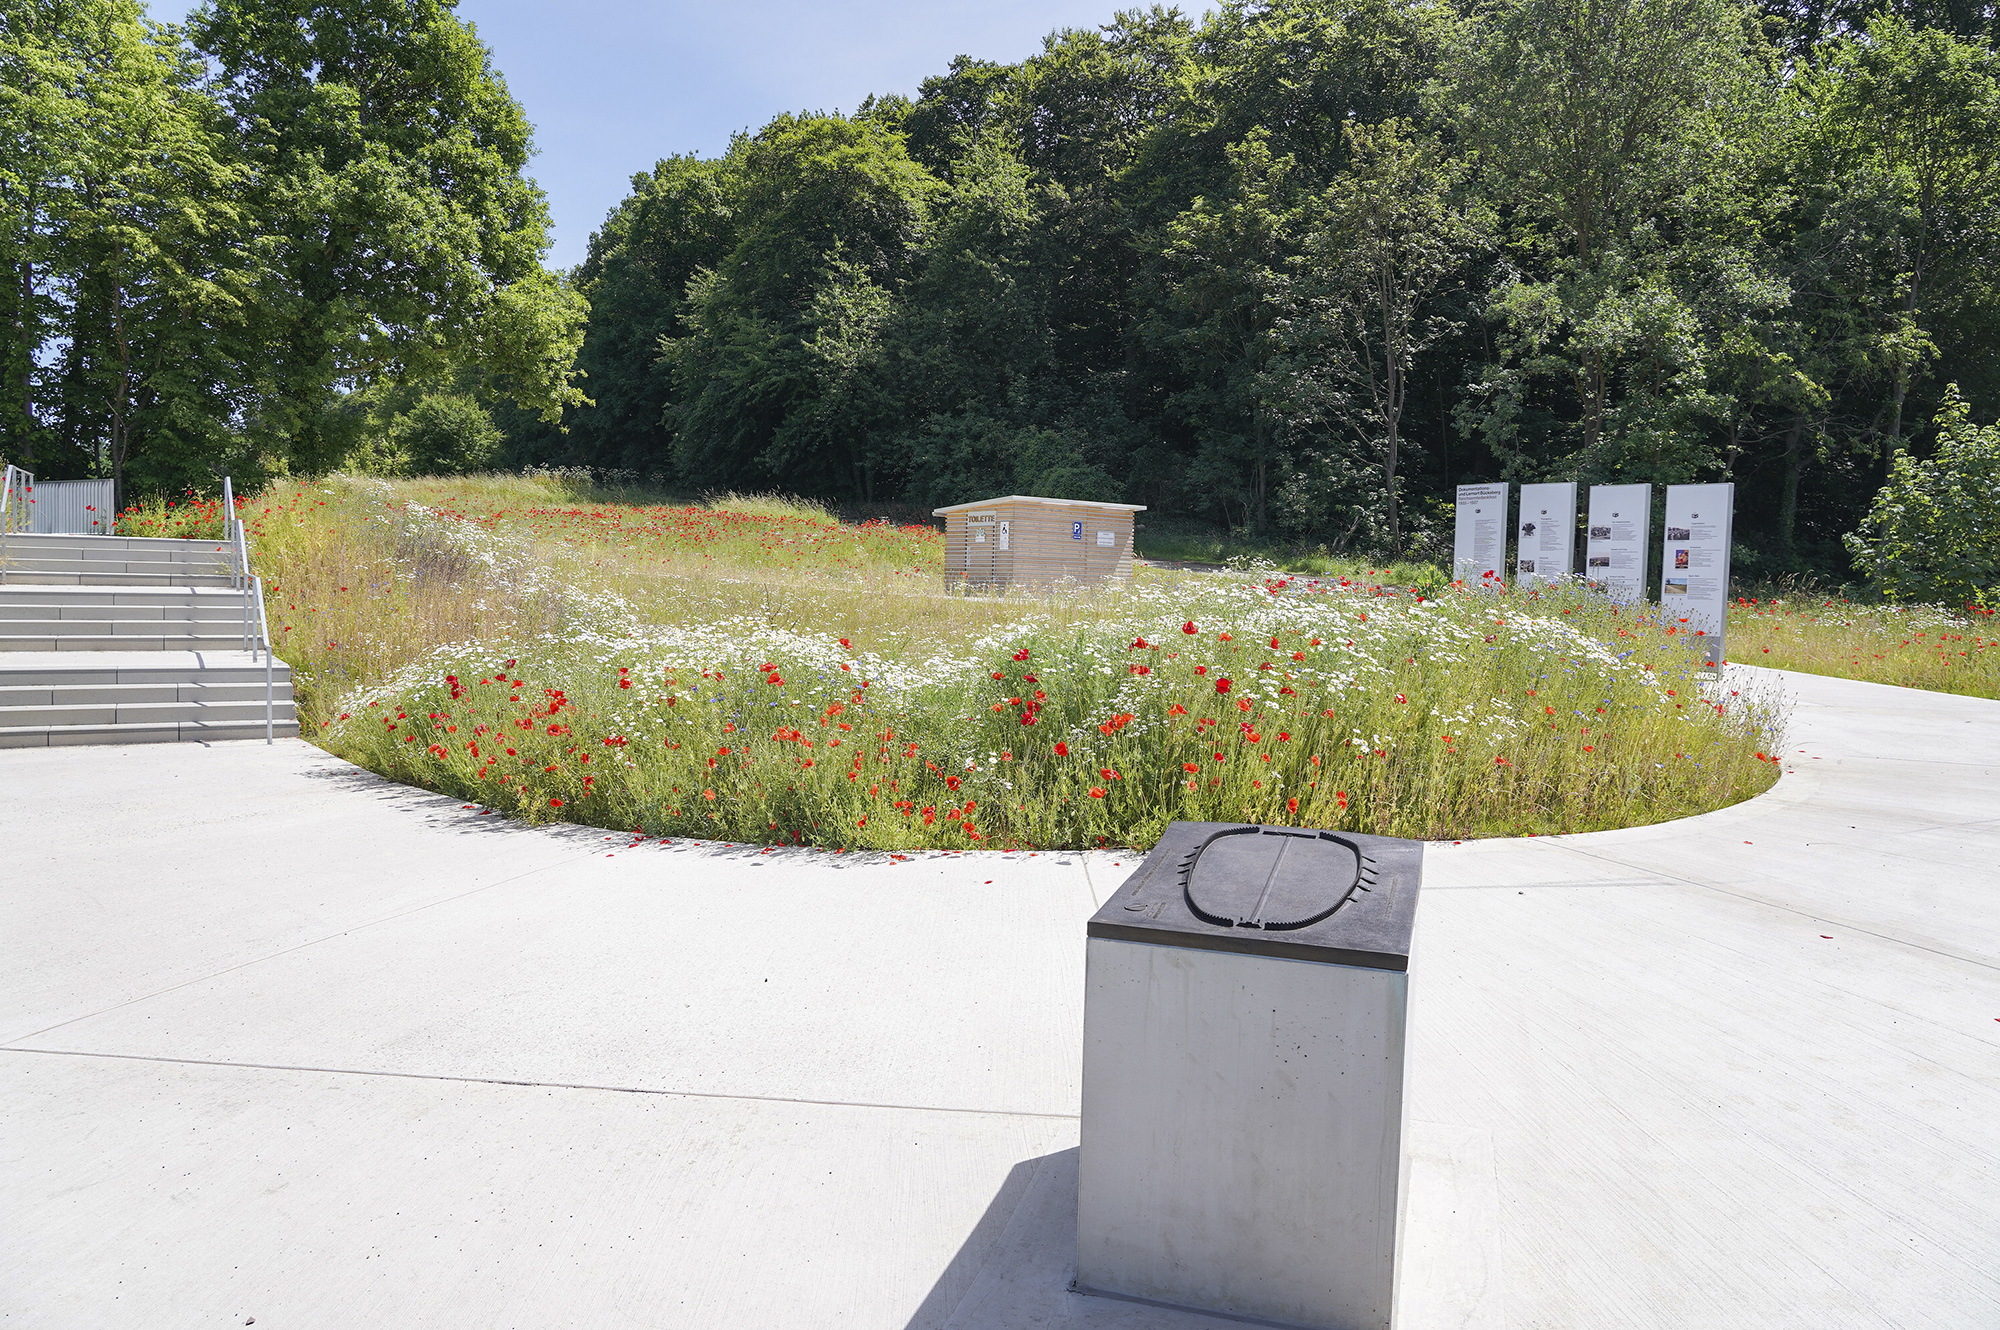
{"left": 0, "top": 531, "right": 298, "bottom": 747}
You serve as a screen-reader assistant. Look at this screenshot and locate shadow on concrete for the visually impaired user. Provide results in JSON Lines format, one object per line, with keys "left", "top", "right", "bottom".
{"left": 904, "top": 1150, "right": 1057, "bottom": 1330}
{"left": 905, "top": 1148, "right": 1238, "bottom": 1330}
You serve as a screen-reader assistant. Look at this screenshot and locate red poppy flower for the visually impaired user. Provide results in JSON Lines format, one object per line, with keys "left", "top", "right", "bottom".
{"left": 1054, "top": 741, "right": 1069, "bottom": 756}
{"left": 1215, "top": 678, "right": 1232, "bottom": 694}
{"left": 1088, "top": 787, "right": 1106, "bottom": 799}
{"left": 1182, "top": 621, "right": 1197, "bottom": 634}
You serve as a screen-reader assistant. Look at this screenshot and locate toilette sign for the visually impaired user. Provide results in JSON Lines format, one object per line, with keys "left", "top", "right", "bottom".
{"left": 1515, "top": 482, "right": 1577, "bottom": 585}
{"left": 1453, "top": 483, "right": 1510, "bottom": 587}
{"left": 1660, "top": 483, "right": 1735, "bottom": 666}
{"left": 1585, "top": 483, "right": 1652, "bottom": 604}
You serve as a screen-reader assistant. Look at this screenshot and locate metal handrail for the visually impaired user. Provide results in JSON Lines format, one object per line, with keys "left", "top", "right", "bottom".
{"left": 250, "top": 573, "right": 274, "bottom": 743}
{"left": 1, "top": 463, "right": 34, "bottom": 584}
{"left": 221, "top": 476, "right": 240, "bottom": 587}
{"left": 219, "top": 476, "right": 275, "bottom": 744}
{"left": 234, "top": 521, "right": 252, "bottom": 648}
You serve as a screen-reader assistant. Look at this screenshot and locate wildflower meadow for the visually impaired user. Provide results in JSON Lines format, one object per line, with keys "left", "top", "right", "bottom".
{"left": 1730, "top": 597, "right": 1999, "bottom": 700}
{"left": 142, "top": 472, "right": 1794, "bottom": 851}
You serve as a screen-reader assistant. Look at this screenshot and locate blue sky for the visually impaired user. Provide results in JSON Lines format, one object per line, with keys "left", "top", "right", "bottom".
{"left": 148, "top": 0, "right": 1214, "bottom": 271}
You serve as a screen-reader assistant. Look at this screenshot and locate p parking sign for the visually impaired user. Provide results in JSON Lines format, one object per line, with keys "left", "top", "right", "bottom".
{"left": 1072, "top": 520, "right": 1084, "bottom": 541}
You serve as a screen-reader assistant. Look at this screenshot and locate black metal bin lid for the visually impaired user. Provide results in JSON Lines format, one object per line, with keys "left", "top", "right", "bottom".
{"left": 1087, "top": 821, "right": 1422, "bottom": 971}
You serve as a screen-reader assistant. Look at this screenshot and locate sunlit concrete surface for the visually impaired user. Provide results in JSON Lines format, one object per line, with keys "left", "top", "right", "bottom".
{"left": 2, "top": 666, "right": 1995, "bottom": 1328}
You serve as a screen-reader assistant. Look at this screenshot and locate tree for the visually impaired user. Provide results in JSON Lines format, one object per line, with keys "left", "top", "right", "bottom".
{"left": 1449, "top": 0, "right": 1779, "bottom": 481}
{"left": 188, "top": 0, "right": 585, "bottom": 469}
{"left": 1793, "top": 15, "right": 2000, "bottom": 459}
{"left": 1309, "top": 119, "right": 1487, "bottom": 549}
{"left": 561, "top": 155, "right": 736, "bottom": 471}
{"left": 1149, "top": 132, "right": 1309, "bottom": 534}
{"left": 2, "top": 0, "right": 254, "bottom": 497}
{"left": 664, "top": 113, "right": 937, "bottom": 500}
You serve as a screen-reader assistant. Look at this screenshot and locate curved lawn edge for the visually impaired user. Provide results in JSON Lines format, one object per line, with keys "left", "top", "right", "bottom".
{"left": 289, "top": 664, "right": 1811, "bottom": 859}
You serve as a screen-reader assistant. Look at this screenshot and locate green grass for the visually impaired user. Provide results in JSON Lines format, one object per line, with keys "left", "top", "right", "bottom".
{"left": 1730, "top": 596, "right": 2000, "bottom": 699}
{"left": 235, "top": 472, "right": 1784, "bottom": 851}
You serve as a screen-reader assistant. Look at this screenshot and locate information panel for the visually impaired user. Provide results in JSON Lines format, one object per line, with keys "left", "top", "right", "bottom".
{"left": 1453, "top": 483, "right": 1510, "bottom": 587}
{"left": 1584, "top": 483, "right": 1652, "bottom": 603}
{"left": 1515, "top": 482, "right": 1578, "bottom": 585}
{"left": 1660, "top": 483, "right": 1735, "bottom": 666}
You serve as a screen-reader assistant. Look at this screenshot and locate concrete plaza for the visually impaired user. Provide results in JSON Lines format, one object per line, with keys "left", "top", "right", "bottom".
{"left": 2, "top": 667, "right": 1996, "bottom": 1328}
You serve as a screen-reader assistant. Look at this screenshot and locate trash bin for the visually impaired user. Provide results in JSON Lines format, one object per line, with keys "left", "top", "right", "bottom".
{"left": 1076, "top": 821, "right": 1423, "bottom": 1329}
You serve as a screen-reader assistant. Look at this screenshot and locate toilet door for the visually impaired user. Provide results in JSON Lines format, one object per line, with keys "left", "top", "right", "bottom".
{"left": 966, "top": 512, "right": 997, "bottom": 584}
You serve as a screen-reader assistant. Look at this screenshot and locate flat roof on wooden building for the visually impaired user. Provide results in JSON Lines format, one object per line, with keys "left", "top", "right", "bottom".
{"left": 932, "top": 495, "right": 1146, "bottom": 515}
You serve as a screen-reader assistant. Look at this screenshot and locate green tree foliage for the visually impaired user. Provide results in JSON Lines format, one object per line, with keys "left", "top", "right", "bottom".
{"left": 1446, "top": 0, "right": 1777, "bottom": 483}
{"left": 663, "top": 113, "right": 937, "bottom": 499}
{"left": 1311, "top": 119, "right": 1489, "bottom": 549}
{"left": 564, "top": 156, "right": 735, "bottom": 471}
{"left": 542, "top": 0, "right": 1999, "bottom": 577}
{"left": 3, "top": 0, "right": 254, "bottom": 494}
{"left": 1845, "top": 387, "right": 2000, "bottom": 605}
{"left": 384, "top": 392, "right": 504, "bottom": 476}
{"left": 1792, "top": 15, "right": 2000, "bottom": 454}
{"left": 1, "top": 0, "right": 584, "bottom": 495}
{"left": 191, "top": 0, "right": 585, "bottom": 468}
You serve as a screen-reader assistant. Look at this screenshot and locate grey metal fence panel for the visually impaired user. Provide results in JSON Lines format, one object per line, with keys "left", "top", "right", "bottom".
{"left": 29, "top": 479, "right": 115, "bottom": 534}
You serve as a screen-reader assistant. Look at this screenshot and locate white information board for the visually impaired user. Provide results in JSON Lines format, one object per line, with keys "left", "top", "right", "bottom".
{"left": 1452, "top": 483, "right": 1510, "bottom": 587}
{"left": 1660, "top": 483, "right": 1734, "bottom": 666}
{"left": 1585, "top": 483, "right": 1652, "bottom": 603}
{"left": 1515, "top": 482, "right": 1577, "bottom": 585}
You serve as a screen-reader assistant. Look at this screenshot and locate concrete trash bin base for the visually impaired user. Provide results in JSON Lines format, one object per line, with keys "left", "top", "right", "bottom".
{"left": 1076, "top": 822, "right": 1422, "bottom": 1330}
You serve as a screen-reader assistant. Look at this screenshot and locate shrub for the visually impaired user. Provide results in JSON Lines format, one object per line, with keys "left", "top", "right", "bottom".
{"left": 1846, "top": 388, "right": 2000, "bottom": 610}
{"left": 386, "top": 395, "right": 505, "bottom": 476}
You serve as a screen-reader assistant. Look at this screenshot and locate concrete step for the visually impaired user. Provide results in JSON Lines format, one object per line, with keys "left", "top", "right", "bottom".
{"left": 3, "top": 532, "right": 230, "bottom": 554}
{"left": 2, "top": 537, "right": 231, "bottom": 566}
{"left": 0, "top": 697, "right": 297, "bottom": 729}
{"left": 0, "top": 651, "right": 292, "bottom": 688}
{"left": 0, "top": 632, "right": 252, "bottom": 653}
{"left": 1, "top": 557, "right": 230, "bottom": 576}
{"left": 0, "top": 679, "right": 285, "bottom": 707}
{"left": 3, "top": 549, "right": 230, "bottom": 568}
{"left": 0, "top": 647, "right": 297, "bottom": 745}
{"left": 0, "top": 570, "right": 236, "bottom": 587}
{"left": 0, "top": 716, "right": 301, "bottom": 748}
{"left": 0, "top": 585, "right": 246, "bottom": 606}
{"left": 0, "top": 603, "right": 245, "bottom": 622}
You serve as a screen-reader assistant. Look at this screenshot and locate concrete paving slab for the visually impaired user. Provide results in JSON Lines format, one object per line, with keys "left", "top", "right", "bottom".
{"left": 0, "top": 742, "right": 606, "bottom": 1041}
{"left": 0, "top": 1051, "right": 1082, "bottom": 1330}
{"left": 2, "top": 664, "right": 1997, "bottom": 1327}
{"left": 23, "top": 836, "right": 1096, "bottom": 1116}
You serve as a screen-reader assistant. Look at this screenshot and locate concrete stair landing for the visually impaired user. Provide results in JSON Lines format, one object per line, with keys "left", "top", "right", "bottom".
{"left": 0, "top": 533, "right": 296, "bottom": 745}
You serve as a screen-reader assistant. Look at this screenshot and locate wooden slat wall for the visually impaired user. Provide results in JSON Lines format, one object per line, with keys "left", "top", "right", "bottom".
{"left": 940, "top": 501, "right": 1136, "bottom": 590}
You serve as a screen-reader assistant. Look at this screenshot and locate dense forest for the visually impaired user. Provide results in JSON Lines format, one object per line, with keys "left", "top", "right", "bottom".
{"left": 6, "top": 0, "right": 2000, "bottom": 580}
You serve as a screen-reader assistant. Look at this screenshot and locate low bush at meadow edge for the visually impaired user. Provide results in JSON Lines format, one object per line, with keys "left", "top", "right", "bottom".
{"left": 200, "top": 472, "right": 1783, "bottom": 851}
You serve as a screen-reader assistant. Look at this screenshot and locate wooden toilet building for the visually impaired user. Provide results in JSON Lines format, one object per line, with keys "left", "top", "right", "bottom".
{"left": 934, "top": 495, "right": 1146, "bottom": 590}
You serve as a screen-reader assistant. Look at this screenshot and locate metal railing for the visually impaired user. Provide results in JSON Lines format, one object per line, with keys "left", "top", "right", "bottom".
{"left": 219, "top": 476, "right": 275, "bottom": 744}
{"left": 1, "top": 463, "right": 33, "bottom": 584}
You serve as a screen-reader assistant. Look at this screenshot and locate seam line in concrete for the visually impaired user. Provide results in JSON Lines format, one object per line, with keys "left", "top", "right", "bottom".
{"left": 0, "top": 1046, "right": 1084, "bottom": 1121}
{"left": 1549, "top": 840, "right": 2000, "bottom": 973}
{"left": 0, "top": 848, "right": 619, "bottom": 1047}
